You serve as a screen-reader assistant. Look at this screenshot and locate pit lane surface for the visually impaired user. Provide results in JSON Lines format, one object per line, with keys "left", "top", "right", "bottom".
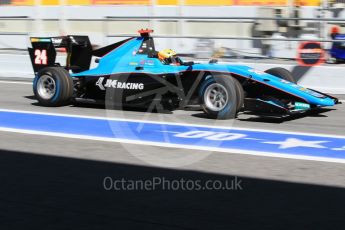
{"left": 1, "top": 79, "right": 345, "bottom": 229}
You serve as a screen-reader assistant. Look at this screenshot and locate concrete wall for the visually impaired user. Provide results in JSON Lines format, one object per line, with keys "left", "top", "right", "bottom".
{"left": 0, "top": 5, "right": 333, "bottom": 55}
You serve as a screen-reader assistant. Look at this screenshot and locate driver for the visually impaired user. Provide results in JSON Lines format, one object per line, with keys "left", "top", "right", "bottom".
{"left": 158, "top": 49, "right": 181, "bottom": 65}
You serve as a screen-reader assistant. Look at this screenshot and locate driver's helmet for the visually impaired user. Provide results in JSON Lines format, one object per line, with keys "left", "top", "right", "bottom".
{"left": 158, "top": 49, "right": 179, "bottom": 65}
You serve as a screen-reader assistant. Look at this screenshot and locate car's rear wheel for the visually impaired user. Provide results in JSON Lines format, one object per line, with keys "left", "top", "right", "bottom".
{"left": 33, "top": 67, "right": 73, "bottom": 106}
{"left": 265, "top": 67, "right": 296, "bottom": 84}
{"left": 199, "top": 75, "right": 238, "bottom": 119}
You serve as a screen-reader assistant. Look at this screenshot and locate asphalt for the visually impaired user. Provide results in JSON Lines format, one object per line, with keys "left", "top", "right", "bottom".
{"left": 0, "top": 79, "right": 345, "bottom": 229}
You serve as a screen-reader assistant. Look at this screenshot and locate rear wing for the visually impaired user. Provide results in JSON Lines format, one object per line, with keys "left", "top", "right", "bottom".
{"left": 28, "top": 36, "right": 92, "bottom": 73}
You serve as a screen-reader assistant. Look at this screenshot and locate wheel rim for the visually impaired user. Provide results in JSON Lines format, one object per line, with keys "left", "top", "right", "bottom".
{"left": 37, "top": 74, "right": 56, "bottom": 100}
{"left": 204, "top": 83, "right": 229, "bottom": 111}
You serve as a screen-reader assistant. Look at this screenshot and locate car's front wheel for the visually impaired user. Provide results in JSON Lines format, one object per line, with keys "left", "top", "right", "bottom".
{"left": 199, "top": 75, "right": 238, "bottom": 119}
{"left": 265, "top": 67, "right": 296, "bottom": 84}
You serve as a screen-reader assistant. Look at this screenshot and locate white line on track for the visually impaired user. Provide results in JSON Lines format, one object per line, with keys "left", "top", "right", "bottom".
{"left": 0, "top": 126, "right": 344, "bottom": 164}
{"left": 0, "top": 108, "right": 345, "bottom": 139}
{"left": 0, "top": 80, "right": 32, "bottom": 85}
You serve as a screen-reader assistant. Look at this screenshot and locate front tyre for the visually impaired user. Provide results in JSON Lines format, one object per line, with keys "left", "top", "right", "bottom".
{"left": 265, "top": 67, "right": 296, "bottom": 84}
{"left": 199, "top": 75, "right": 238, "bottom": 119}
{"left": 33, "top": 67, "right": 73, "bottom": 106}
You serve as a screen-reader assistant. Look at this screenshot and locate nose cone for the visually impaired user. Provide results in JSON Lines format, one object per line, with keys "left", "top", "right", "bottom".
{"left": 318, "top": 97, "right": 336, "bottom": 106}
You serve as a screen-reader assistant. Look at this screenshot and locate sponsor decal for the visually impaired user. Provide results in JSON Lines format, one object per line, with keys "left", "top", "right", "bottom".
{"left": 291, "top": 84, "right": 300, "bottom": 88}
{"left": 304, "top": 89, "right": 324, "bottom": 98}
{"left": 31, "top": 38, "right": 51, "bottom": 43}
{"left": 96, "top": 77, "right": 144, "bottom": 91}
{"left": 288, "top": 84, "right": 324, "bottom": 98}
{"left": 248, "top": 69, "right": 265, "bottom": 75}
{"left": 296, "top": 42, "right": 325, "bottom": 66}
{"left": 280, "top": 79, "right": 290, "bottom": 84}
{"left": 139, "top": 59, "right": 155, "bottom": 66}
{"left": 51, "top": 37, "right": 63, "bottom": 45}
{"left": 295, "top": 85, "right": 324, "bottom": 98}
{"left": 129, "top": 62, "right": 138, "bottom": 66}
{"left": 294, "top": 102, "right": 310, "bottom": 110}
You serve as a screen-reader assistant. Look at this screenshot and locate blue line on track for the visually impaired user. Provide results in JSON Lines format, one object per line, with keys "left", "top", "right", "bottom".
{"left": 0, "top": 110, "right": 345, "bottom": 160}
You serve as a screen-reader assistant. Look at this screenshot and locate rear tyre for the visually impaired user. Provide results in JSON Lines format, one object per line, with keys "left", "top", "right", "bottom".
{"left": 265, "top": 67, "right": 296, "bottom": 84}
{"left": 33, "top": 67, "right": 73, "bottom": 106}
{"left": 199, "top": 75, "right": 238, "bottom": 120}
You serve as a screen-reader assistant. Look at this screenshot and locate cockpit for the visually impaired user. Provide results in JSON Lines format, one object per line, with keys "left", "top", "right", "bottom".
{"left": 137, "top": 29, "right": 193, "bottom": 66}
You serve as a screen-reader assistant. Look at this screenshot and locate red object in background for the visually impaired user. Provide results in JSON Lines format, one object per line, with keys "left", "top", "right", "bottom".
{"left": 296, "top": 42, "right": 325, "bottom": 67}
{"left": 330, "top": 25, "right": 340, "bottom": 39}
{"left": 138, "top": 29, "right": 154, "bottom": 36}
{"left": 330, "top": 25, "right": 340, "bottom": 35}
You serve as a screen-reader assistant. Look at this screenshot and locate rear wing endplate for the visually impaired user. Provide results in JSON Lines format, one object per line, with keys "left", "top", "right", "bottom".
{"left": 28, "top": 36, "right": 92, "bottom": 73}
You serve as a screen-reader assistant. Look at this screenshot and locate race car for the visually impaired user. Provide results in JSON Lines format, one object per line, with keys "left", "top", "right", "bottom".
{"left": 28, "top": 29, "right": 339, "bottom": 120}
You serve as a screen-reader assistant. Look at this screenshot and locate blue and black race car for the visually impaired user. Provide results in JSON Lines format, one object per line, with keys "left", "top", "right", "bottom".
{"left": 28, "top": 29, "right": 339, "bottom": 119}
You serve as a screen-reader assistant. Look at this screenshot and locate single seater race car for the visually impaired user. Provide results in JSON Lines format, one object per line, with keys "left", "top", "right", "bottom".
{"left": 28, "top": 29, "right": 339, "bottom": 119}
